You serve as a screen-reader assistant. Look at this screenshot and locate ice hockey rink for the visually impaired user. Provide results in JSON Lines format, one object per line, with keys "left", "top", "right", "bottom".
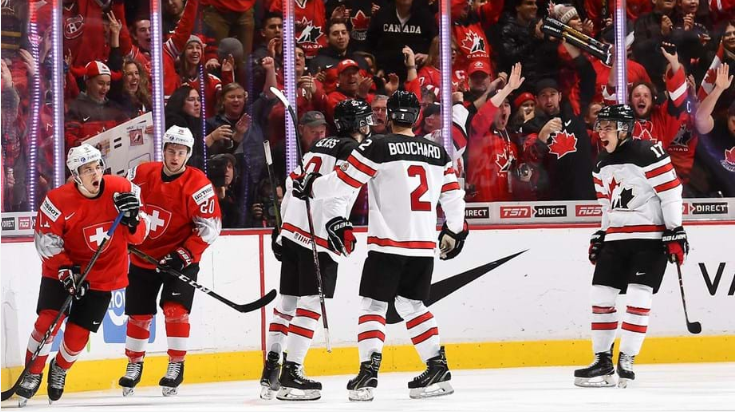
{"left": 3, "top": 362, "right": 733, "bottom": 411}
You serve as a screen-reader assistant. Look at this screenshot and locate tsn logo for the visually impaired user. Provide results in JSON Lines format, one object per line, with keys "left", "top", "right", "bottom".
{"left": 500, "top": 206, "right": 532, "bottom": 218}
{"left": 575, "top": 205, "right": 602, "bottom": 217}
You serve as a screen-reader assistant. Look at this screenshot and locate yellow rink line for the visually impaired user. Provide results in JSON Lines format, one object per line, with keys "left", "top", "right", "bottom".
{"left": 2, "top": 335, "right": 733, "bottom": 395}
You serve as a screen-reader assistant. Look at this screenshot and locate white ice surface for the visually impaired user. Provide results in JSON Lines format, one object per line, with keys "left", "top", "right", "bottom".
{"left": 3, "top": 363, "right": 733, "bottom": 411}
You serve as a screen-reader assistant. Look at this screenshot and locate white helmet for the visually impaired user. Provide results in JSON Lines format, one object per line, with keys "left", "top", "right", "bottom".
{"left": 66, "top": 144, "right": 104, "bottom": 183}
{"left": 163, "top": 125, "right": 194, "bottom": 158}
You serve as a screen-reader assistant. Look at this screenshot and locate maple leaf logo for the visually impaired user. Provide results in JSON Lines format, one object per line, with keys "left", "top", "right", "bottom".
{"left": 612, "top": 187, "right": 635, "bottom": 209}
{"left": 351, "top": 10, "right": 370, "bottom": 31}
{"left": 633, "top": 120, "right": 657, "bottom": 142}
{"left": 495, "top": 151, "right": 512, "bottom": 173}
{"left": 460, "top": 31, "right": 485, "bottom": 54}
{"left": 726, "top": 147, "right": 735, "bottom": 165}
{"left": 296, "top": 17, "right": 323, "bottom": 44}
{"left": 670, "top": 124, "right": 692, "bottom": 147}
{"left": 547, "top": 131, "right": 578, "bottom": 159}
{"left": 607, "top": 176, "right": 618, "bottom": 199}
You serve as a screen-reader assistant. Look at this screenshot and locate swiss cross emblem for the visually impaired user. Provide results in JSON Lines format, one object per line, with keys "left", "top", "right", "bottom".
{"left": 83, "top": 222, "right": 114, "bottom": 252}
{"left": 146, "top": 205, "right": 172, "bottom": 239}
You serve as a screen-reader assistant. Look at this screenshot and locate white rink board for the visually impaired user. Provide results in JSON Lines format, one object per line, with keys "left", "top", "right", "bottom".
{"left": 2, "top": 223, "right": 734, "bottom": 368}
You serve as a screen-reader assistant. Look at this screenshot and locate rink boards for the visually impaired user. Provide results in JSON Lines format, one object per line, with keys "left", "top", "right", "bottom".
{"left": 2, "top": 222, "right": 733, "bottom": 394}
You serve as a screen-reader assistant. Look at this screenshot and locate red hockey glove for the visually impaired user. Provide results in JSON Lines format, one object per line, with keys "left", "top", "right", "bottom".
{"left": 326, "top": 217, "right": 356, "bottom": 256}
{"left": 662, "top": 226, "right": 689, "bottom": 265}
{"left": 58, "top": 265, "right": 88, "bottom": 300}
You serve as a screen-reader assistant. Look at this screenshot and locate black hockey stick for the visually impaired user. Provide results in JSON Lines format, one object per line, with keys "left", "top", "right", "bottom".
{"left": 675, "top": 262, "right": 702, "bottom": 334}
{"left": 263, "top": 140, "right": 283, "bottom": 229}
{"left": 270, "top": 86, "right": 332, "bottom": 352}
{"left": 2, "top": 212, "right": 124, "bottom": 402}
{"left": 128, "top": 247, "right": 277, "bottom": 314}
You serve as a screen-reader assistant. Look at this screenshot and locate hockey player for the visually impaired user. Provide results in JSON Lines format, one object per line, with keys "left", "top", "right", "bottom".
{"left": 118, "top": 125, "right": 222, "bottom": 397}
{"left": 293, "top": 91, "right": 468, "bottom": 400}
{"left": 575, "top": 104, "right": 689, "bottom": 388}
{"left": 18, "top": 144, "right": 148, "bottom": 406}
{"left": 260, "top": 99, "right": 373, "bottom": 401}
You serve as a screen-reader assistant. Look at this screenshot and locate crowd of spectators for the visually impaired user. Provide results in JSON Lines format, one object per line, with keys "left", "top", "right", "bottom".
{"left": 1, "top": 0, "right": 734, "bottom": 226}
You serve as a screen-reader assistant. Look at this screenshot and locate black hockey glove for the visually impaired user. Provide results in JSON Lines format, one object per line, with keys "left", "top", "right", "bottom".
{"left": 588, "top": 230, "right": 606, "bottom": 264}
{"left": 438, "top": 221, "right": 469, "bottom": 260}
{"left": 113, "top": 191, "right": 140, "bottom": 233}
{"left": 662, "top": 226, "right": 689, "bottom": 265}
{"left": 292, "top": 172, "right": 321, "bottom": 201}
{"left": 58, "top": 265, "right": 88, "bottom": 300}
{"left": 158, "top": 247, "right": 193, "bottom": 273}
{"left": 271, "top": 227, "right": 283, "bottom": 261}
{"left": 326, "top": 217, "right": 356, "bottom": 256}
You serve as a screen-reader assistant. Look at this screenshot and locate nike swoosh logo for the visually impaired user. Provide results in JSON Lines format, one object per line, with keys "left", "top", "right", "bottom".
{"left": 65, "top": 212, "right": 76, "bottom": 220}
{"left": 564, "top": 120, "right": 572, "bottom": 127}
{"left": 92, "top": 321, "right": 101, "bottom": 325}
{"left": 171, "top": 292, "right": 181, "bottom": 296}
{"left": 83, "top": 116, "right": 91, "bottom": 122}
{"left": 386, "top": 250, "right": 528, "bottom": 324}
{"left": 635, "top": 272, "right": 646, "bottom": 276}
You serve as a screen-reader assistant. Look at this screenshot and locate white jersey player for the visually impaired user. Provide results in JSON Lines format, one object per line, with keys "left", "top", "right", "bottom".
{"left": 293, "top": 90, "right": 469, "bottom": 401}
{"left": 575, "top": 104, "right": 689, "bottom": 388}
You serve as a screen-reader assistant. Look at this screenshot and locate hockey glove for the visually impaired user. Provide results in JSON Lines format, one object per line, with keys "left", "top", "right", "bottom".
{"left": 158, "top": 247, "right": 194, "bottom": 273}
{"left": 438, "top": 221, "right": 469, "bottom": 260}
{"left": 326, "top": 217, "right": 356, "bottom": 256}
{"left": 271, "top": 227, "right": 283, "bottom": 261}
{"left": 662, "top": 226, "right": 689, "bottom": 265}
{"left": 588, "top": 230, "right": 606, "bottom": 264}
{"left": 113, "top": 191, "right": 140, "bottom": 233}
{"left": 292, "top": 172, "right": 321, "bottom": 201}
{"left": 58, "top": 265, "right": 88, "bottom": 300}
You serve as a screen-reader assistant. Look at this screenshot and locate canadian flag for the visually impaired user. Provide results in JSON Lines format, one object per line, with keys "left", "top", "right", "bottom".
{"left": 698, "top": 43, "right": 725, "bottom": 102}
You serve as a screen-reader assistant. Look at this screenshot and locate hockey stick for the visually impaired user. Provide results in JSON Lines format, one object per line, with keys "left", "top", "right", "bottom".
{"left": 675, "top": 262, "right": 702, "bottom": 334}
{"left": 269, "top": 86, "right": 332, "bottom": 352}
{"left": 541, "top": 17, "right": 612, "bottom": 65}
{"left": 2, "top": 213, "right": 124, "bottom": 402}
{"left": 128, "top": 247, "right": 277, "bottom": 313}
{"left": 263, "top": 140, "right": 283, "bottom": 229}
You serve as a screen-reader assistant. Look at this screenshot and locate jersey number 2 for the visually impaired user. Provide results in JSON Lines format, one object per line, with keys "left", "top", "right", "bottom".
{"left": 407, "top": 165, "right": 431, "bottom": 211}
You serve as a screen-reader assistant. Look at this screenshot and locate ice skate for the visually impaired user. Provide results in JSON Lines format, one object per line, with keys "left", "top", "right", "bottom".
{"left": 574, "top": 348, "right": 616, "bottom": 387}
{"left": 159, "top": 361, "right": 184, "bottom": 396}
{"left": 276, "top": 355, "right": 321, "bottom": 401}
{"left": 16, "top": 372, "right": 42, "bottom": 407}
{"left": 617, "top": 352, "right": 636, "bottom": 388}
{"left": 347, "top": 352, "right": 382, "bottom": 401}
{"left": 408, "top": 346, "right": 454, "bottom": 399}
{"left": 259, "top": 351, "right": 281, "bottom": 400}
{"left": 47, "top": 359, "right": 68, "bottom": 403}
{"left": 119, "top": 361, "right": 144, "bottom": 396}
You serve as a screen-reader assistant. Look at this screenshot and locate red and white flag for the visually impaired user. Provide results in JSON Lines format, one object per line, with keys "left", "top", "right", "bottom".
{"left": 698, "top": 43, "right": 725, "bottom": 102}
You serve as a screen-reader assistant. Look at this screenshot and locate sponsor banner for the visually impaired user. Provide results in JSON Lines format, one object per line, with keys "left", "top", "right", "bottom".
{"left": 0, "top": 212, "right": 35, "bottom": 236}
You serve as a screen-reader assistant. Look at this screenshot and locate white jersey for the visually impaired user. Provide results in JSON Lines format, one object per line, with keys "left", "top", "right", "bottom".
{"left": 311, "top": 133, "right": 466, "bottom": 257}
{"left": 280, "top": 136, "right": 360, "bottom": 259}
{"left": 592, "top": 139, "right": 683, "bottom": 242}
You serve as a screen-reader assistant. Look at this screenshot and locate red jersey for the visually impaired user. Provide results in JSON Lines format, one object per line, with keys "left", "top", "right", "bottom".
{"left": 62, "top": 0, "right": 124, "bottom": 68}
{"left": 128, "top": 162, "right": 222, "bottom": 269}
{"left": 271, "top": 0, "right": 327, "bottom": 59}
{"left": 593, "top": 59, "right": 651, "bottom": 104}
{"left": 35, "top": 175, "right": 149, "bottom": 291}
{"left": 450, "top": 1, "right": 502, "bottom": 74}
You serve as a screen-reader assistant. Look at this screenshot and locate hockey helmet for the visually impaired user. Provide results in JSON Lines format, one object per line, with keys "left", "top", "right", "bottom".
{"left": 334, "top": 99, "right": 374, "bottom": 136}
{"left": 387, "top": 90, "right": 420, "bottom": 126}
{"left": 163, "top": 125, "right": 195, "bottom": 162}
{"left": 595, "top": 104, "right": 635, "bottom": 140}
{"left": 66, "top": 144, "right": 105, "bottom": 184}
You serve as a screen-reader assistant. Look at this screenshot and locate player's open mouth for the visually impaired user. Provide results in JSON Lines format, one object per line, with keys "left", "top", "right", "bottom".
{"left": 92, "top": 180, "right": 100, "bottom": 189}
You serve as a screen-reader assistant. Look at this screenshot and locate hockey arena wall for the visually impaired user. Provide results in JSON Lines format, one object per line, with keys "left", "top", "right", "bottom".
{"left": 1, "top": 222, "right": 733, "bottom": 394}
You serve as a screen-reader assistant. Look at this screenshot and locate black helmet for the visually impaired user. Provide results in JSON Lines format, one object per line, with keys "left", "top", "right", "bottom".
{"left": 596, "top": 104, "right": 635, "bottom": 139}
{"left": 334, "top": 99, "right": 374, "bottom": 136}
{"left": 387, "top": 90, "right": 420, "bottom": 126}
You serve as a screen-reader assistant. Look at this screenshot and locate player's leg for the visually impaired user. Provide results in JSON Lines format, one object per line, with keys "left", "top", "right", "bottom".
{"left": 120, "top": 264, "right": 162, "bottom": 395}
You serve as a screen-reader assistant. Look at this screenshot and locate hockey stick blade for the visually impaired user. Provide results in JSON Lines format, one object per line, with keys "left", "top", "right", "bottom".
{"left": 676, "top": 262, "right": 702, "bottom": 334}
{"left": 234, "top": 289, "right": 277, "bottom": 313}
{"left": 269, "top": 87, "right": 290, "bottom": 110}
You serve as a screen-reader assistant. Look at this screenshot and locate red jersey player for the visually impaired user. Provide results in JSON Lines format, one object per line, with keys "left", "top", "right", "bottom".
{"left": 119, "top": 126, "right": 222, "bottom": 397}
{"left": 17, "top": 144, "right": 148, "bottom": 406}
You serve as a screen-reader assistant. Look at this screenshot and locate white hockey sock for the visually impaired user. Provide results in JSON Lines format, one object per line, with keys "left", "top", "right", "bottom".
{"left": 620, "top": 284, "right": 653, "bottom": 356}
{"left": 285, "top": 295, "right": 321, "bottom": 365}
{"left": 395, "top": 296, "right": 440, "bottom": 362}
{"left": 266, "top": 295, "right": 297, "bottom": 357}
{"left": 590, "top": 284, "right": 620, "bottom": 353}
{"left": 357, "top": 297, "right": 388, "bottom": 363}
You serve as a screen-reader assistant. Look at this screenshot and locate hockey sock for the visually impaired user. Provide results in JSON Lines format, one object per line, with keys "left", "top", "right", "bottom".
{"left": 590, "top": 284, "right": 620, "bottom": 353}
{"left": 620, "top": 283, "right": 653, "bottom": 356}
{"left": 163, "top": 302, "right": 190, "bottom": 362}
{"left": 26, "top": 310, "right": 66, "bottom": 374}
{"left": 357, "top": 297, "right": 388, "bottom": 363}
{"left": 125, "top": 314, "right": 154, "bottom": 363}
{"left": 285, "top": 295, "right": 321, "bottom": 365}
{"left": 396, "top": 296, "right": 440, "bottom": 362}
{"left": 55, "top": 322, "right": 90, "bottom": 369}
{"left": 266, "top": 295, "right": 297, "bottom": 357}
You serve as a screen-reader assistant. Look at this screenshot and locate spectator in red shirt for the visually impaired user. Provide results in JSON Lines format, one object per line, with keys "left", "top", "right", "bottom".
{"left": 325, "top": 59, "right": 374, "bottom": 125}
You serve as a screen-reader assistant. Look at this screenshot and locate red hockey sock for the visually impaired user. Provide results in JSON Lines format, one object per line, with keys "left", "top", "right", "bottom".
{"left": 26, "top": 310, "right": 66, "bottom": 374}
{"left": 55, "top": 322, "right": 90, "bottom": 370}
{"left": 125, "top": 314, "right": 154, "bottom": 363}
{"left": 163, "top": 302, "right": 190, "bottom": 362}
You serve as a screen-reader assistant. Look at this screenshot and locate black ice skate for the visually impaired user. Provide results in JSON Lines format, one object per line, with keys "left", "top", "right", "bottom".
{"left": 16, "top": 372, "right": 42, "bottom": 407}
{"left": 259, "top": 351, "right": 281, "bottom": 400}
{"left": 347, "top": 352, "right": 382, "bottom": 402}
{"left": 276, "top": 355, "right": 321, "bottom": 401}
{"left": 408, "top": 346, "right": 454, "bottom": 399}
{"left": 119, "top": 361, "right": 144, "bottom": 396}
{"left": 159, "top": 361, "right": 184, "bottom": 396}
{"left": 47, "top": 359, "right": 68, "bottom": 403}
{"left": 617, "top": 352, "right": 636, "bottom": 388}
{"left": 574, "top": 348, "right": 616, "bottom": 387}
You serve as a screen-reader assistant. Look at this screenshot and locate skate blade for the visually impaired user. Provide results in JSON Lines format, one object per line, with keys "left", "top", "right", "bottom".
{"left": 260, "top": 386, "right": 276, "bottom": 400}
{"left": 18, "top": 397, "right": 29, "bottom": 408}
{"left": 161, "top": 386, "right": 179, "bottom": 397}
{"left": 122, "top": 387, "right": 135, "bottom": 397}
{"left": 617, "top": 378, "right": 633, "bottom": 388}
{"left": 574, "top": 375, "right": 616, "bottom": 388}
{"left": 276, "top": 387, "right": 321, "bottom": 401}
{"left": 348, "top": 388, "right": 375, "bottom": 402}
{"left": 409, "top": 381, "right": 454, "bottom": 399}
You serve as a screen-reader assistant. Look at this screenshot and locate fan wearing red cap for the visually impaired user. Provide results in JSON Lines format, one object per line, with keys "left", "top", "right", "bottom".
{"left": 510, "top": 92, "right": 536, "bottom": 129}
{"left": 325, "top": 59, "right": 374, "bottom": 127}
{"left": 84, "top": 61, "right": 113, "bottom": 103}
